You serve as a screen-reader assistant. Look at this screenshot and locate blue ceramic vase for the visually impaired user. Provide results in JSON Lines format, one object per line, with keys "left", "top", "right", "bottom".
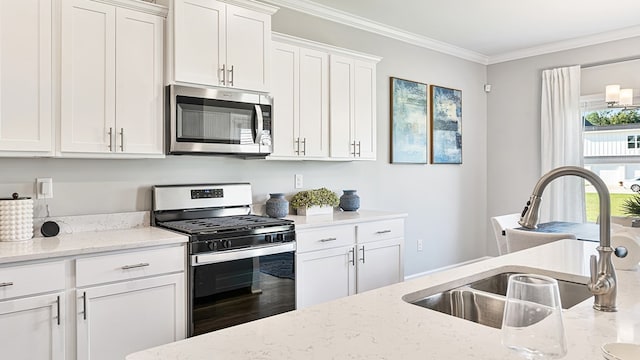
{"left": 339, "top": 190, "right": 360, "bottom": 211}
{"left": 266, "top": 193, "right": 289, "bottom": 218}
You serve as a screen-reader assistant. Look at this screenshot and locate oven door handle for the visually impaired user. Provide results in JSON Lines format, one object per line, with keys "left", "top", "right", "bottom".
{"left": 192, "top": 242, "right": 296, "bottom": 265}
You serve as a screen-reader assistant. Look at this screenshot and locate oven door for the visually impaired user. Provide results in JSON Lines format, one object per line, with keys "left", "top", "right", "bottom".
{"left": 167, "top": 85, "right": 273, "bottom": 155}
{"left": 189, "top": 242, "right": 295, "bottom": 336}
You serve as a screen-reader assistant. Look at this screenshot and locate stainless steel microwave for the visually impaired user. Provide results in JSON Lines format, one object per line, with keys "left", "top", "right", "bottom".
{"left": 166, "top": 85, "right": 273, "bottom": 156}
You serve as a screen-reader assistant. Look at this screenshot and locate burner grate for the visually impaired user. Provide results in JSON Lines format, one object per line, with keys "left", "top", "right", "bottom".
{"left": 159, "top": 215, "right": 291, "bottom": 235}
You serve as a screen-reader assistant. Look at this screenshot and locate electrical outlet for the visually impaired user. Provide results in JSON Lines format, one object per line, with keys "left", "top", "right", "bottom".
{"left": 36, "top": 178, "right": 53, "bottom": 199}
{"left": 295, "top": 174, "right": 303, "bottom": 189}
{"left": 417, "top": 239, "right": 423, "bottom": 252}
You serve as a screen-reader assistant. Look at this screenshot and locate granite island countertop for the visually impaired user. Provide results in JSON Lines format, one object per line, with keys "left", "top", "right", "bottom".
{"left": 127, "top": 239, "right": 640, "bottom": 360}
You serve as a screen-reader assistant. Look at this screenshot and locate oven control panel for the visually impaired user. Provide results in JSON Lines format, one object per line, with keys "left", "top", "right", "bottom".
{"left": 191, "top": 188, "right": 223, "bottom": 199}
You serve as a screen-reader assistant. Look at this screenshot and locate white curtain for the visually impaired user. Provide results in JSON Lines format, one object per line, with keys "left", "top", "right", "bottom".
{"left": 540, "top": 65, "right": 585, "bottom": 223}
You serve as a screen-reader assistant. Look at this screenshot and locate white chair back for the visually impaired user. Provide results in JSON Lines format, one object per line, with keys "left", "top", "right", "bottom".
{"left": 490, "top": 213, "right": 521, "bottom": 255}
{"left": 505, "top": 228, "right": 576, "bottom": 253}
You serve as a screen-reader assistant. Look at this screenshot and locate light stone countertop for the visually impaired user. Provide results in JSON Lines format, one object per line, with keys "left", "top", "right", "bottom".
{"left": 0, "top": 227, "right": 188, "bottom": 264}
{"left": 127, "top": 239, "right": 640, "bottom": 360}
{"left": 285, "top": 210, "right": 408, "bottom": 230}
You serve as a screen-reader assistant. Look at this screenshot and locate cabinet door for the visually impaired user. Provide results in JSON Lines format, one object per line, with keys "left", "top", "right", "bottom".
{"left": 0, "top": 0, "right": 52, "bottom": 154}
{"left": 329, "top": 54, "right": 355, "bottom": 159}
{"left": 270, "top": 42, "right": 298, "bottom": 157}
{"left": 225, "top": 4, "right": 271, "bottom": 92}
{"left": 115, "top": 8, "right": 163, "bottom": 155}
{"left": 61, "top": 0, "right": 116, "bottom": 153}
{"left": 174, "top": 0, "right": 226, "bottom": 87}
{"left": 353, "top": 60, "right": 376, "bottom": 160}
{"left": 299, "top": 48, "right": 329, "bottom": 158}
{"left": 77, "top": 274, "right": 185, "bottom": 360}
{"left": 356, "top": 238, "right": 403, "bottom": 293}
{"left": 0, "top": 292, "right": 64, "bottom": 360}
{"left": 296, "top": 246, "right": 355, "bottom": 309}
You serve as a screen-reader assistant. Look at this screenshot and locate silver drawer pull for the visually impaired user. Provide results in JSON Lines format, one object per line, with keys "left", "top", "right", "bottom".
{"left": 121, "top": 263, "right": 150, "bottom": 270}
{"left": 320, "top": 237, "right": 337, "bottom": 242}
{"left": 375, "top": 230, "right": 392, "bottom": 234}
{"left": 0, "top": 282, "right": 14, "bottom": 287}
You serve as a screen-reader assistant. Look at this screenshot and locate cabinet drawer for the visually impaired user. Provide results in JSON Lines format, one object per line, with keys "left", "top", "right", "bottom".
{"left": 357, "top": 219, "right": 404, "bottom": 243}
{"left": 0, "top": 261, "right": 65, "bottom": 300}
{"left": 76, "top": 246, "right": 185, "bottom": 287}
{"left": 296, "top": 225, "right": 355, "bottom": 253}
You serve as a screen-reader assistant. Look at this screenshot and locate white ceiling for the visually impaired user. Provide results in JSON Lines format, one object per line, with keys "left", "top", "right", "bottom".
{"left": 267, "top": 0, "right": 640, "bottom": 64}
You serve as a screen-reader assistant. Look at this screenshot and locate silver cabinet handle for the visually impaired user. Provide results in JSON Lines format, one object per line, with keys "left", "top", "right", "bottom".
{"left": 119, "top": 128, "right": 124, "bottom": 152}
{"left": 82, "top": 291, "right": 87, "bottom": 320}
{"left": 351, "top": 141, "right": 356, "bottom": 156}
{"left": 0, "top": 281, "right": 14, "bottom": 287}
{"left": 359, "top": 246, "right": 365, "bottom": 263}
{"left": 107, "top": 127, "right": 113, "bottom": 151}
{"left": 348, "top": 248, "right": 355, "bottom": 266}
{"left": 228, "top": 65, "right": 234, "bottom": 86}
{"left": 220, "top": 64, "right": 226, "bottom": 85}
{"left": 295, "top": 138, "right": 300, "bottom": 155}
{"left": 375, "top": 230, "right": 392, "bottom": 234}
{"left": 56, "top": 295, "right": 61, "bottom": 326}
{"left": 319, "top": 237, "right": 337, "bottom": 242}
{"left": 121, "top": 263, "right": 150, "bottom": 270}
{"left": 357, "top": 141, "right": 361, "bottom": 157}
{"left": 301, "top": 138, "right": 306, "bottom": 155}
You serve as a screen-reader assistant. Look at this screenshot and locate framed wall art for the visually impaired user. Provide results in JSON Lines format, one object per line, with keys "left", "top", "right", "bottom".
{"left": 430, "top": 85, "right": 462, "bottom": 164}
{"left": 390, "top": 77, "right": 428, "bottom": 164}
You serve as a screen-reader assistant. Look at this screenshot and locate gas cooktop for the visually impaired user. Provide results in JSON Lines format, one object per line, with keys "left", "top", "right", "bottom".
{"left": 159, "top": 215, "right": 293, "bottom": 235}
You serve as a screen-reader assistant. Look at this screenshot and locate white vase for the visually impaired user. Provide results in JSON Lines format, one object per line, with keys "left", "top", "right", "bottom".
{"left": 296, "top": 205, "right": 333, "bottom": 216}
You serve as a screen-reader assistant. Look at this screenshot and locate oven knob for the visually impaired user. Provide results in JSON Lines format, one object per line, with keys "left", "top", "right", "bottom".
{"left": 276, "top": 233, "right": 284, "bottom": 242}
{"left": 220, "top": 240, "right": 231, "bottom": 249}
{"left": 207, "top": 241, "right": 215, "bottom": 251}
{"left": 265, "top": 234, "right": 273, "bottom": 243}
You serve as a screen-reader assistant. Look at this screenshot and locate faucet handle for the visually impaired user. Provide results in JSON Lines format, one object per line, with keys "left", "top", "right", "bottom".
{"left": 590, "top": 254, "right": 597, "bottom": 284}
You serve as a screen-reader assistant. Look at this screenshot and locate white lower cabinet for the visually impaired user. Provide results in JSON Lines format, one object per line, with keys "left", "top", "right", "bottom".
{"left": 0, "top": 292, "right": 65, "bottom": 360}
{"left": 296, "top": 245, "right": 355, "bottom": 308}
{"left": 0, "top": 244, "right": 186, "bottom": 360}
{"left": 0, "top": 260, "right": 66, "bottom": 360}
{"left": 295, "top": 218, "right": 404, "bottom": 309}
{"left": 76, "top": 274, "right": 185, "bottom": 360}
{"left": 75, "top": 245, "right": 186, "bottom": 360}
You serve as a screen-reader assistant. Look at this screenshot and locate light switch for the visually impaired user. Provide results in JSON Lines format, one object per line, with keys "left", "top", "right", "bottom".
{"left": 295, "top": 174, "right": 303, "bottom": 189}
{"left": 36, "top": 178, "right": 53, "bottom": 199}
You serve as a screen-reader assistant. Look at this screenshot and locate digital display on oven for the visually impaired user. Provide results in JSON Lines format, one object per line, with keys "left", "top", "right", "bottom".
{"left": 191, "top": 189, "right": 223, "bottom": 199}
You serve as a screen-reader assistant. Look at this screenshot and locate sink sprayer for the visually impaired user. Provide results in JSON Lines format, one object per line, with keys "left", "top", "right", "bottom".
{"left": 519, "top": 166, "right": 625, "bottom": 312}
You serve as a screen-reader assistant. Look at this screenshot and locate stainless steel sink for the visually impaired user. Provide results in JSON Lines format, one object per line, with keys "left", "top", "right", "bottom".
{"left": 468, "top": 272, "right": 592, "bottom": 309}
{"left": 411, "top": 288, "right": 505, "bottom": 329}
{"left": 404, "top": 269, "right": 593, "bottom": 329}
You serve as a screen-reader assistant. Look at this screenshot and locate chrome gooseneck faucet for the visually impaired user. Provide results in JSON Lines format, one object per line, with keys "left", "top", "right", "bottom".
{"left": 519, "top": 166, "right": 618, "bottom": 312}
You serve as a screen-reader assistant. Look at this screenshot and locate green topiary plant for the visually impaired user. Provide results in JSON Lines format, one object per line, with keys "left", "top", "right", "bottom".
{"left": 290, "top": 188, "right": 339, "bottom": 209}
{"left": 621, "top": 194, "right": 640, "bottom": 217}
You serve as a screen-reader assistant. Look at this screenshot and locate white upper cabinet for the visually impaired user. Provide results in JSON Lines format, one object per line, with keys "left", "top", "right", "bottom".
{"left": 170, "top": 0, "right": 277, "bottom": 92}
{"left": 60, "top": 0, "right": 165, "bottom": 157}
{"left": 0, "top": 0, "right": 53, "bottom": 155}
{"left": 330, "top": 55, "right": 378, "bottom": 160}
{"left": 270, "top": 38, "right": 329, "bottom": 158}
{"left": 269, "top": 33, "right": 380, "bottom": 161}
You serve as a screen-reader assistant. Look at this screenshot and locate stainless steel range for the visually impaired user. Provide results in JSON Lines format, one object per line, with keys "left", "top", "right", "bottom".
{"left": 152, "top": 183, "right": 296, "bottom": 336}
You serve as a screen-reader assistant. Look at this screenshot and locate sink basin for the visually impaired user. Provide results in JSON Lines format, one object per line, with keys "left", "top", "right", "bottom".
{"left": 404, "top": 268, "right": 593, "bottom": 329}
{"left": 412, "top": 289, "right": 505, "bottom": 329}
{"left": 468, "top": 272, "right": 592, "bottom": 309}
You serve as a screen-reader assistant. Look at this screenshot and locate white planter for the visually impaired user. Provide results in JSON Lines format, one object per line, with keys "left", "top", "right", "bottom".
{"left": 296, "top": 206, "right": 333, "bottom": 216}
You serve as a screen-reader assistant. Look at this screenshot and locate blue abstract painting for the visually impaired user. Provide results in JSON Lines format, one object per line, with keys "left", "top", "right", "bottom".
{"left": 391, "top": 78, "right": 428, "bottom": 164}
{"left": 430, "top": 85, "right": 462, "bottom": 164}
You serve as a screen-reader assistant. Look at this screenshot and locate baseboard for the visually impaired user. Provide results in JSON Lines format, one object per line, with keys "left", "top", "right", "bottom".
{"left": 404, "top": 256, "right": 493, "bottom": 281}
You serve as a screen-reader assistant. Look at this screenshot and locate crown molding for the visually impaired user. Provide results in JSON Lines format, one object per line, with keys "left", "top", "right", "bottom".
{"left": 261, "top": 0, "right": 489, "bottom": 65}
{"left": 488, "top": 25, "right": 640, "bottom": 65}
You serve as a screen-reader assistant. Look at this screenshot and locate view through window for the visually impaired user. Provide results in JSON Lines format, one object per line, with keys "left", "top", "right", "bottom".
{"left": 583, "top": 106, "right": 640, "bottom": 222}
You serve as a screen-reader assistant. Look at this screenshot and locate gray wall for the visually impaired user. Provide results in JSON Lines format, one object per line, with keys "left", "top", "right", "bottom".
{"left": 486, "top": 36, "right": 640, "bottom": 254}
{"left": 0, "top": 7, "right": 489, "bottom": 277}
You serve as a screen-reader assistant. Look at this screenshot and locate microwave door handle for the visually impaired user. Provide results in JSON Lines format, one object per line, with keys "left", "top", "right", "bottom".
{"left": 254, "top": 104, "right": 263, "bottom": 144}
